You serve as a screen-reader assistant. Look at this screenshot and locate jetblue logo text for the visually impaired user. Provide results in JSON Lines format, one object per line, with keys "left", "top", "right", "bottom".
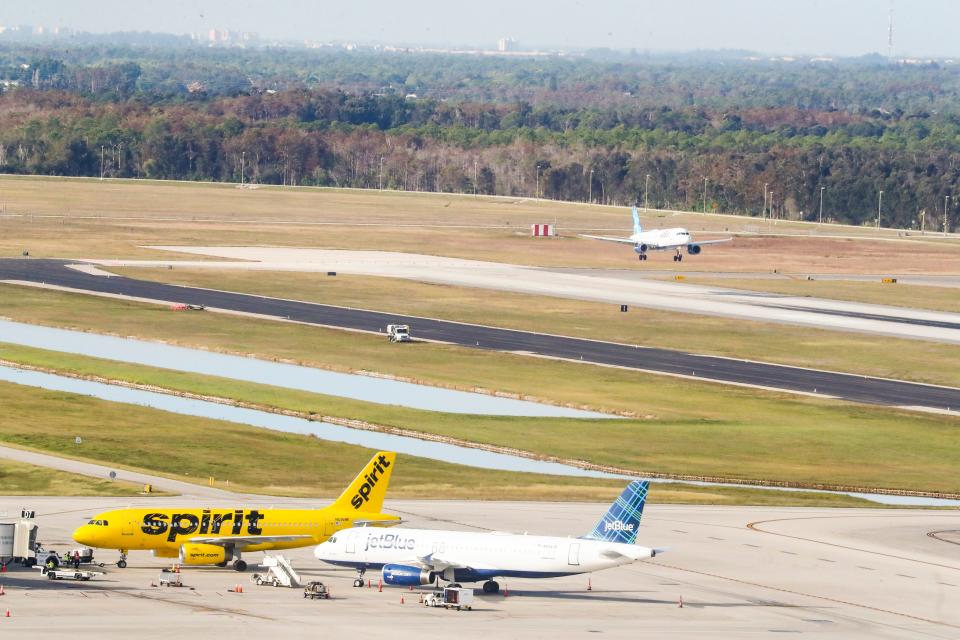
{"left": 364, "top": 533, "right": 416, "bottom": 551}
{"left": 350, "top": 454, "right": 391, "bottom": 509}
{"left": 141, "top": 510, "right": 264, "bottom": 542}
{"left": 604, "top": 520, "right": 635, "bottom": 533}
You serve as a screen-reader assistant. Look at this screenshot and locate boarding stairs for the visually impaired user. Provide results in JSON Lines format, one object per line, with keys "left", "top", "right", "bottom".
{"left": 257, "top": 554, "right": 301, "bottom": 587}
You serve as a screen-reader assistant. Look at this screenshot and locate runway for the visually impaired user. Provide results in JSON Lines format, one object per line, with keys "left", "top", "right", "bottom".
{"left": 2, "top": 259, "right": 959, "bottom": 413}
{"left": 123, "top": 247, "right": 960, "bottom": 344}
{"left": 1, "top": 495, "right": 957, "bottom": 638}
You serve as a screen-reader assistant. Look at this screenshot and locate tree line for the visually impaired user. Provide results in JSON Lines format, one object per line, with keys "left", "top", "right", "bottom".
{"left": 2, "top": 47, "right": 960, "bottom": 229}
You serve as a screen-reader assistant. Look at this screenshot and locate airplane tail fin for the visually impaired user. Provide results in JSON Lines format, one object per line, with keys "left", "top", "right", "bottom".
{"left": 332, "top": 451, "right": 397, "bottom": 513}
{"left": 631, "top": 206, "right": 642, "bottom": 235}
{"left": 582, "top": 480, "right": 648, "bottom": 544}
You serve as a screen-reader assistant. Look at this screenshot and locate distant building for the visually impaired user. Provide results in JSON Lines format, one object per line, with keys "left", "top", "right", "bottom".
{"left": 497, "top": 37, "right": 517, "bottom": 52}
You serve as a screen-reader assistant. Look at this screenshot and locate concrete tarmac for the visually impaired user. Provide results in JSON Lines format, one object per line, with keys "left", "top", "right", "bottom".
{"left": 1, "top": 496, "right": 957, "bottom": 639}
{"left": 122, "top": 247, "right": 960, "bottom": 344}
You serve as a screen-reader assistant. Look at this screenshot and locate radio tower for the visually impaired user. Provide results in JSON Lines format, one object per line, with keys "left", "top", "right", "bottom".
{"left": 887, "top": 5, "right": 894, "bottom": 61}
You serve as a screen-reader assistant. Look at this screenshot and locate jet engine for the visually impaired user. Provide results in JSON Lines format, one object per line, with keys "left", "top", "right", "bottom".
{"left": 179, "top": 543, "right": 232, "bottom": 566}
{"left": 686, "top": 244, "right": 701, "bottom": 255}
{"left": 633, "top": 244, "right": 649, "bottom": 254}
{"left": 382, "top": 564, "right": 437, "bottom": 586}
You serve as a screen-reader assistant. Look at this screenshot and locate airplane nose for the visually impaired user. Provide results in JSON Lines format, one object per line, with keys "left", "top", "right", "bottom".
{"left": 73, "top": 525, "right": 96, "bottom": 546}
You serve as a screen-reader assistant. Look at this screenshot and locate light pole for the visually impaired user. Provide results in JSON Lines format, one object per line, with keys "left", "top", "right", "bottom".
{"left": 769, "top": 192, "right": 774, "bottom": 220}
{"left": 877, "top": 190, "right": 883, "bottom": 229}
{"left": 100, "top": 146, "right": 105, "bottom": 180}
{"left": 536, "top": 164, "right": 542, "bottom": 199}
{"left": 763, "top": 182, "right": 768, "bottom": 220}
{"left": 589, "top": 168, "right": 594, "bottom": 203}
{"left": 474, "top": 159, "right": 478, "bottom": 196}
{"left": 702, "top": 177, "right": 708, "bottom": 214}
{"left": 379, "top": 156, "right": 384, "bottom": 190}
{"left": 644, "top": 173, "right": 650, "bottom": 211}
{"left": 946, "top": 195, "right": 951, "bottom": 236}
{"left": 819, "top": 186, "right": 825, "bottom": 224}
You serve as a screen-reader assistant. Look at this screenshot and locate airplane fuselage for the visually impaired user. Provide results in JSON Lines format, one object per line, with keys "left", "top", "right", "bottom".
{"left": 315, "top": 527, "right": 654, "bottom": 582}
{"left": 630, "top": 227, "right": 692, "bottom": 250}
{"left": 75, "top": 507, "right": 393, "bottom": 554}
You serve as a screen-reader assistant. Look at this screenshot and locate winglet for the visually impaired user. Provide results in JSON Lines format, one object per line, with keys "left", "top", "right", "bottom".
{"left": 631, "top": 206, "right": 642, "bottom": 235}
{"left": 332, "top": 452, "right": 397, "bottom": 513}
{"left": 582, "top": 481, "right": 649, "bottom": 544}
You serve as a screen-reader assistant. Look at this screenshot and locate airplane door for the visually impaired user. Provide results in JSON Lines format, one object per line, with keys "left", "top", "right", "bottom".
{"left": 567, "top": 543, "right": 580, "bottom": 566}
{"left": 346, "top": 533, "right": 356, "bottom": 554}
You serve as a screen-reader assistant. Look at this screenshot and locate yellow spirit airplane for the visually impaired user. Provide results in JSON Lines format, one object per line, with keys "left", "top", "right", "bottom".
{"left": 72, "top": 451, "right": 399, "bottom": 571}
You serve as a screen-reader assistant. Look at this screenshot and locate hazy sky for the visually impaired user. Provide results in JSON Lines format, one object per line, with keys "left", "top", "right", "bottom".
{"left": 2, "top": 1, "right": 957, "bottom": 57}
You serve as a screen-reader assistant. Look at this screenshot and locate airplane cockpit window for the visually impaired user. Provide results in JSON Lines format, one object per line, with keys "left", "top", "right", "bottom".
{"left": 87, "top": 519, "right": 108, "bottom": 526}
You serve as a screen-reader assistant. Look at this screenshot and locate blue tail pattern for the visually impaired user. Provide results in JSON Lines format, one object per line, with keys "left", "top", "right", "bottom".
{"left": 583, "top": 481, "right": 648, "bottom": 544}
{"left": 631, "top": 206, "right": 642, "bottom": 235}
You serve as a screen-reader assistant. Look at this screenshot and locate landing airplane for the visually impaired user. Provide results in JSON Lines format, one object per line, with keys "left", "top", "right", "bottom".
{"left": 314, "top": 480, "right": 662, "bottom": 594}
{"left": 73, "top": 451, "right": 399, "bottom": 571}
{"left": 581, "top": 206, "right": 731, "bottom": 261}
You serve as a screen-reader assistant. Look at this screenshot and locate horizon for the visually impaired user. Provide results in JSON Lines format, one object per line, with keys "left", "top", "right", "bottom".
{"left": 2, "top": 1, "right": 959, "bottom": 59}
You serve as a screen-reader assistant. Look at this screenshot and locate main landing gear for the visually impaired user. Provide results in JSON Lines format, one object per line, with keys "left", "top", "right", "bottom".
{"left": 117, "top": 550, "right": 128, "bottom": 569}
{"left": 482, "top": 580, "right": 500, "bottom": 594}
{"left": 673, "top": 250, "right": 684, "bottom": 262}
{"left": 233, "top": 559, "right": 247, "bottom": 572}
{"left": 353, "top": 567, "right": 367, "bottom": 588}
{"left": 637, "top": 253, "right": 648, "bottom": 261}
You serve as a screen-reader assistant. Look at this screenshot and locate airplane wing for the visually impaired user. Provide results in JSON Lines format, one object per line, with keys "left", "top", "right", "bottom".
{"left": 688, "top": 237, "right": 733, "bottom": 245}
{"left": 353, "top": 519, "right": 402, "bottom": 528}
{"left": 579, "top": 234, "right": 637, "bottom": 245}
{"left": 188, "top": 535, "right": 313, "bottom": 549}
{"left": 415, "top": 552, "right": 496, "bottom": 573}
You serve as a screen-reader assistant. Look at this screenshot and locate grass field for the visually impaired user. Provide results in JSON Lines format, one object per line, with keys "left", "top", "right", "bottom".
{"left": 2, "top": 322, "right": 958, "bottom": 495}
{"left": 0, "top": 379, "right": 886, "bottom": 507}
{"left": 1, "top": 175, "right": 958, "bottom": 273}
{"left": 676, "top": 277, "right": 960, "bottom": 314}
{"left": 105, "top": 268, "right": 960, "bottom": 387}
{"left": 0, "top": 458, "right": 147, "bottom": 496}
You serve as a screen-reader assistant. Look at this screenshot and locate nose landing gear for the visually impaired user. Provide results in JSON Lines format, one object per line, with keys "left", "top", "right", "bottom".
{"left": 353, "top": 567, "right": 367, "bottom": 588}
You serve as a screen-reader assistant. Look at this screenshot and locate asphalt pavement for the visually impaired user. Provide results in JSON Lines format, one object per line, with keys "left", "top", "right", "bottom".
{"left": 2, "top": 258, "right": 959, "bottom": 413}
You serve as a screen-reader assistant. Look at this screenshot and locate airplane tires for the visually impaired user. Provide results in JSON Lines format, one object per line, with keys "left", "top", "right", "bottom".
{"left": 482, "top": 580, "right": 500, "bottom": 594}
{"left": 233, "top": 560, "right": 247, "bottom": 572}
{"left": 216, "top": 561, "right": 228, "bottom": 568}
{"left": 353, "top": 579, "right": 364, "bottom": 588}
{"left": 116, "top": 560, "right": 127, "bottom": 569}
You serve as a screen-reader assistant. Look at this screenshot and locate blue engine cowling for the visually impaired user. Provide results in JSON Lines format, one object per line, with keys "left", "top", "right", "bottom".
{"left": 633, "top": 244, "right": 649, "bottom": 254}
{"left": 382, "top": 564, "right": 436, "bottom": 586}
{"left": 687, "top": 244, "right": 701, "bottom": 255}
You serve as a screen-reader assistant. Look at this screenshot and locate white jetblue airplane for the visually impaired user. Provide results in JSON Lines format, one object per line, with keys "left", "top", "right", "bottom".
{"left": 314, "top": 481, "right": 662, "bottom": 594}
{"left": 581, "top": 206, "right": 731, "bottom": 261}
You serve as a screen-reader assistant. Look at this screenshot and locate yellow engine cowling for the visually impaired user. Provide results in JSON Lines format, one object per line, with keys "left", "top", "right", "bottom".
{"left": 179, "top": 543, "right": 232, "bottom": 566}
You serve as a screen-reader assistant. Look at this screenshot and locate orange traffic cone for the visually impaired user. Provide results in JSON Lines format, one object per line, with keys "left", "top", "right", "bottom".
{"left": 679, "top": 595, "right": 683, "bottom": 608}
{"left": 400, "top": 595, "right": 405, "bottom": 604}
{"left": 367, "top": 578, "right": 371, "bottom": 588}
{"left": 408, "top": 585, "right": 413, "bottom": 591}
{"left": 5, "top": 609, "right": 9, "bottom": 618}
{"left": 503, "top": 583, "right": 509, "bottom": 598}
{"left": 0, "top": 584, "right": 5, "bottom": 596}
{"left": 378, "top": 578, "right": 383, "bottom": 593}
